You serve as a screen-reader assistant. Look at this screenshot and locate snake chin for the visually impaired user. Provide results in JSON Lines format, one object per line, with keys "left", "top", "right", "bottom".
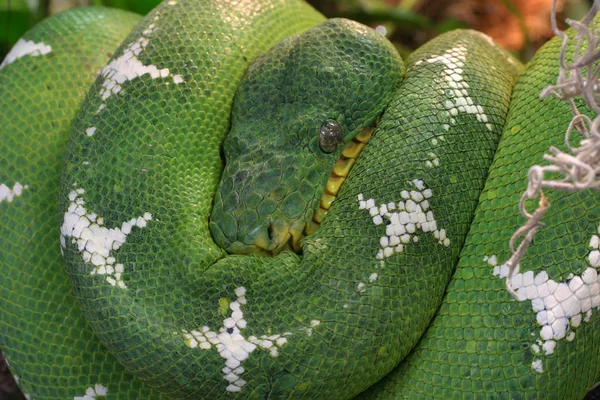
{"left": 210, "top": 218, "right": 306, "bottom": 256}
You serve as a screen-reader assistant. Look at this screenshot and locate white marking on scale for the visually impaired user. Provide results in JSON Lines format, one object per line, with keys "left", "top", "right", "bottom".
{"left": 0, "top": 182, "right": 27, "bottom": 203}
{"left": 94, "top": 21, "right": 183, "bottom": 115}
{"left": 74, "top": 384, "right": 107, "bottom": 400}
{"left": 425, "top": 152, "right": 440, "bottom": 168}
{"left": 0, "top": 38, "right": 51, "bottom": 70}
{"left": 488, "top": 225, "right": 600, "bottom": 366}
{"left": 303, "top": 319, "right": 321, "bottom": 337}
{"left": 473, "top": 31, "right": 497, "bottom": 48}
{"left": 181, "top": 287, "right": 320, "bottom": 393}
{"left": 419, "top": 44, "right": 493, "bottom": 131}
{"left": 60, "top": 188, "right": 151, "bottom": 289}
{"left": 531, "top": 359, "right": 543, "bottom": 373}
{"left": 358, "top": 179, "right": 450, "bottom": 263}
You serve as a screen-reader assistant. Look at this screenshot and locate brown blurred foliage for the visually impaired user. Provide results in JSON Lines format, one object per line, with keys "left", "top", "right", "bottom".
{"left": 0, "top": 352, "right": 24, "bottom": 400}
{"left": 413, "top": 0, "right": 565, "bottom": 51}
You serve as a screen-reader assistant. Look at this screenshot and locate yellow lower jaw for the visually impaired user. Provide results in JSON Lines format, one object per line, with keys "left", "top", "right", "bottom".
{"left": 239, "top": 122, "right": 376, "bottom": 254}
{"left": 304, "top": 122, "right": 376, "bottom": 237}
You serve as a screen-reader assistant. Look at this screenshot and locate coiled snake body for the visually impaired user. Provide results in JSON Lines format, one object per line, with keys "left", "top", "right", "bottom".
{"left": 1, "top": 1, "right": 599, "bottom": 399}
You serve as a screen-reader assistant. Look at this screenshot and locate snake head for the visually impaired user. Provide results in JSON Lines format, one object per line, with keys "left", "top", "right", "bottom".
{"left": 210, "top": 18, "right": 403, "bottom": 255}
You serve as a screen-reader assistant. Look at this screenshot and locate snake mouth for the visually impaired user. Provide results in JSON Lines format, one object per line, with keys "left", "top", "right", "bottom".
{"left": 213, "top": 121, "right": 376, "bottom": 257}
{"left": 294, "top": 121, "right": 376, "bottom": 248}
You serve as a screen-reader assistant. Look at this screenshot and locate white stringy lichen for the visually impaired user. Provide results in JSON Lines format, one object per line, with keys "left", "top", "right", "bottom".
{"left": 0, "top": 38, "right": 51, "bottom": 70}
{"left": 488, "top": 223, "right": 600, "bottom": 369}
{"left": 181, "top": 287, "right": 320, "bottom": 393}
{"left": 0, "top": 182, "right": 27, "bottom": 203}
{"left": 60, "top": 187, "right": 152, "bottom": 289}
{"left": 74, "top": 384, "right": 107, "bottom": 400}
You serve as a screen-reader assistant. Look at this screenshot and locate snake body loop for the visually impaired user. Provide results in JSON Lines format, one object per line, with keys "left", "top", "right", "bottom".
{"left": 1, "top": 1, "right": 600, "bottom": 399}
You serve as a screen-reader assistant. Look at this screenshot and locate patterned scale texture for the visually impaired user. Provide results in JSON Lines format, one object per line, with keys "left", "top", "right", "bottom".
{"left": 360, "top": 18, "right": 600, "bottom": 400}
{"left": 58, "top": 0, "right": 342, "bottom": 398}
{"left": 329, "top": 28, "right": 519, "bottom": 398}
{"left": 0, "top": 7, "right": 168, "bottom": 399}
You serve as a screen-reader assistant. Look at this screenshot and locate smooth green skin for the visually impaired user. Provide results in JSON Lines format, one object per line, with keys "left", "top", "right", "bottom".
{"left": 0, "top": 1, "right": 599, "bottom": 400}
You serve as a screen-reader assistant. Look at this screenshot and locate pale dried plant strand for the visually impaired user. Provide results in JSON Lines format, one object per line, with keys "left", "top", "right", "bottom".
{"left": 505, "top": 0, "right": 600, "bottom": 299}
{"left": 505, "top": 193, "right": 549, "bottom": 300}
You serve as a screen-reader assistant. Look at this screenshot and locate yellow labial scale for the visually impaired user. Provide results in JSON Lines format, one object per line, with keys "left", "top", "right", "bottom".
{"left": 326, "top": 176, "right": 345, "bottom": 196}
{"left": 333, "top": 157, "right": 356, "bottom": 177}
{"left": 309, "top": 124, "right": 374, "bottom": 236}
{"left": 313, "top": 207, "right": 328, "bottom": 224}
{"left": 355, "top": 127, "right": 374, "bottom": 143}
{"left": 319, "top": 192, "right": 336, "bottom": 210}
{"left": 305, "top": 220, "right": 320, "bottom": 236}
{"left": 341, "top": 140, "right": 366, "bottom": 159}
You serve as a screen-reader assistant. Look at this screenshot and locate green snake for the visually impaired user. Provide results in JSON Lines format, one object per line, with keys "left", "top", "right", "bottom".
{"left": 1, "top": 0, "right": 599, "bottom": 398}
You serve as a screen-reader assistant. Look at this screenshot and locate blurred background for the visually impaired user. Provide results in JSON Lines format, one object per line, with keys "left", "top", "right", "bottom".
{"left": 0, "top": 0, "right": 598, "bottom": 399}
{"left": 0, "top": 0, "right": 596, "bottom": 61}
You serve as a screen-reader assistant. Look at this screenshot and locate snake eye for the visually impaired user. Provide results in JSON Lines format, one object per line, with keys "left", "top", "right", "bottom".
{"left": 319, "top": 120, "right": 343, "bottom": 153}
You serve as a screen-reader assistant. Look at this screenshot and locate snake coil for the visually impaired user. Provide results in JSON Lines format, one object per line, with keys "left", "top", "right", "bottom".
{"left": 1, "top": 1, "right": 599, "bottom": 399}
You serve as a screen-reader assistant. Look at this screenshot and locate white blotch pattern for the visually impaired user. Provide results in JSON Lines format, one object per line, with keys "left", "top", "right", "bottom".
{"left": 531, "top": 359, "right": 543, "bottom": 374}
{"left": 60, "top": 188, "right": 152, "bottom": 289}
{"left": 358, "top": 179, "right": 450, "bottom": 262}
{"left": 88, "top": 20, "right": 183, "bottom": 138}
{"left": 0, "top": 182, "right": 27, "bottom": 203}
{"left": 0, "top": 38, "right": 51, "bottom": 70}
{"left": 303, "top": 319, "right": 321, "bottom": 337}
{"left": 415, "top": 44, "right": 492, "bottom": 131}
{"left": 182, "top": 288, "right": 319, "bottom": 393}
{"left": 97, "top": 23, "right": 183, "bottom": 102}
{"left": 425, "top": 152, "right": 440, "bottom": 168}
{"left": 74, "top": 384, "right": 107, "bottom": 400}
{"left": 489, "top": 225, "right": 600, "bottom": 366}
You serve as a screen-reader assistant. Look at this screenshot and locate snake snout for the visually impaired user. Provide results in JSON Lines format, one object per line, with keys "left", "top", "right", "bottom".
{"left": 209, "top": 217, "right": 295, "bottom": 255}
{"left": 249, "top": 220, "right": 292, "bottom": 253}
